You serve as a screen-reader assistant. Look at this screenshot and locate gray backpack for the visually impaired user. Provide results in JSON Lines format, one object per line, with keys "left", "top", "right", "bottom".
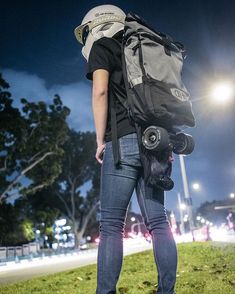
{"left": 121, "top": 13, "right": 195, "bottom": 129}
{"left": 111, "top": 13, "right": 195, "bottom": 190}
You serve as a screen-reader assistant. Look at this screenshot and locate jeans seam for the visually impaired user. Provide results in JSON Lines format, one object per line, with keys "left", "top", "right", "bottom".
{"left": 137, "top": 181, "right": 164, "bottom": 294}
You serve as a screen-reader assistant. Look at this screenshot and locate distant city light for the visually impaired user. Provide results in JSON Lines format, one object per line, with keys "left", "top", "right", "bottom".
{"left": 55, "top": 219, "right": 67, "bottom": 227}
{"left": 196, "top": 216, "right": 201, "bottom": 221}
{"left": 192, "top": 182, "right": 200, "bottom": 190}
{"left": 180, "top": 203, "right": 186, "bottom": 210}
{"left": 211, "top": 82, "right": 234, "bottom": 104}
{"left": 183, "top": 214, "right": 188, "bottom": 222}
{"left": 63, "top": 225, "right": 71, "bottom": 230}
{"left": 131, "top": 217, "right": 136, "bottom": 222}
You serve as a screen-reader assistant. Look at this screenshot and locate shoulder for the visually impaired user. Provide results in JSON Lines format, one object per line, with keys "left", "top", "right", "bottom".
{"left": 92, "top": 37, "right": 120, "bottom": 53}
{"left": 86, "top": 37, "right": 119, "bottom": 80}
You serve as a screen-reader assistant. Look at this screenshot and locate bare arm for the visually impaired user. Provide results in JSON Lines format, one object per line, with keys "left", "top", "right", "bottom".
{"left": 92, "top": 69, "right": 109, "bottom": 163}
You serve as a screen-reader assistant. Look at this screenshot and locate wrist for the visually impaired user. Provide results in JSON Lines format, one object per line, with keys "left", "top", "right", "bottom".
{"left": 96, "top": 139, "right": 105, "bottom": 147}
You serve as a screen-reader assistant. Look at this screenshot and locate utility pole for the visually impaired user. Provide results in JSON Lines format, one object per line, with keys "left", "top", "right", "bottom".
{"left": 179, "top": 155, "right": 194, "bottom": 231}
{"left": 177, "top": 192, "right": 185, "bottom": 235}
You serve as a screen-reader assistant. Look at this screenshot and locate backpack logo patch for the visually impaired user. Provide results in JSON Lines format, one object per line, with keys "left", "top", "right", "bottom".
{"left": 170, "top": 88, "right": 189, "bottom": 101}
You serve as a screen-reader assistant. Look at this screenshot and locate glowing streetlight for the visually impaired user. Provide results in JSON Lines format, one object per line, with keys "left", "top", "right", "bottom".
{"left": 192, "top": 182, "right": 200, "bottom": 191}
{"left": 230, "top": 193, "right": 235, "bottom": 199}
{"left": 211, "top": 82, "right": 234, "bottom": 104}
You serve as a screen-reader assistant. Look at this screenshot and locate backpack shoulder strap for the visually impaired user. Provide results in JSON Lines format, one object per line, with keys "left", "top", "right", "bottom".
{"left": 109, "top": 85, "right": 121, "bottom": 166}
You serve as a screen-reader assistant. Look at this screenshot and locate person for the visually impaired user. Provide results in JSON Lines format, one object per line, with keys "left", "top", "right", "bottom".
{"left": 74, "top": 5, "right": 177, "bottom": 294}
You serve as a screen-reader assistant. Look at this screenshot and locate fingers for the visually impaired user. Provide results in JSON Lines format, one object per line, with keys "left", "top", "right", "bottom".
{"left": 96, "top": 144, "right": 105, "bottom": 164}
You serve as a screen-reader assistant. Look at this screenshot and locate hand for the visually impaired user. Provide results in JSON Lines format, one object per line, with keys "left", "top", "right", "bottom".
{"left": 96, "top": 143, "right": 106, "bottom": 164}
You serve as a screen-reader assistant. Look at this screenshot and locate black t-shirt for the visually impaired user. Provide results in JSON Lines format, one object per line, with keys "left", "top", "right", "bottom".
{"left": 86, "top": 33, "right": 135, "bottom": 142}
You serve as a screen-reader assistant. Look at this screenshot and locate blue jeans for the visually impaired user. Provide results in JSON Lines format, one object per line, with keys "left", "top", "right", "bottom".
{"left": 96, "top": 133, "right": 177, "bottom": 294}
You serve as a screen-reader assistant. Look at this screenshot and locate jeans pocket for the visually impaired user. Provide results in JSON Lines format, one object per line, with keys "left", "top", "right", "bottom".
{"left": 119, "top": 133, "right": 141, "bottom": 166}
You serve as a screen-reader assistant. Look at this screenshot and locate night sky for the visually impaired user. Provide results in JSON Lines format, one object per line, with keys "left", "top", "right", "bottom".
{"left": 1, "top": 0, "right": 235, "bottom": 218}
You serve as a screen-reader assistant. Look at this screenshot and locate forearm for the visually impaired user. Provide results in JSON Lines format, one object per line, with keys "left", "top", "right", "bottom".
{"left": 92, "top": 91, "right": 108, "bottom": 146}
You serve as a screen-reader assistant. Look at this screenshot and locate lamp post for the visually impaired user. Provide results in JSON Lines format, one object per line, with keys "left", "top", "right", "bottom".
{"left": 179, "top": 155, "right": 194, "bottom": 231}
{"left": 177, "top": 80, "right": 234, "bottom": 235}
{"left": 131, "top": 222, "right": 144, "bottom": 235}
{"left": 177, "top": 192, "right": 186, "bottom": 235}
{"left": 130, "top": 216, "right": 143, "bottom": 235}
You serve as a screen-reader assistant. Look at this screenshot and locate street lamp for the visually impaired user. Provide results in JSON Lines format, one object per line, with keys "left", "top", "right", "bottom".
{"left": 180, "top": 203, "right": 186, "bottom": 210}
{"left": 230, "top": 193, "right": 235, "bottom": 199}
{"left": 177, "top": 192, "right": 186, "bottom": 234}
{"left": 130, "top": 216, "right": 143, "bottom": 235}
{"left": 179, "top": 155, "right": 194, "bottom": 230}
{"left": 131, "top": 222, "right": 144, "bottom": 235}
{"left": 211, "top": 82, "right": 234, "bottom": 104}
{"left": 192, "top": 182, "right": 200, "bottom": 191}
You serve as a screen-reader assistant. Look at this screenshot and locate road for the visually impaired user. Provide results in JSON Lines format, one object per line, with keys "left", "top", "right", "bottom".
{"left": 1, "top": 234, "right": 234, "bottom": 286}
{"left": 0, "top": 240, "right": 152, "bottom": 285}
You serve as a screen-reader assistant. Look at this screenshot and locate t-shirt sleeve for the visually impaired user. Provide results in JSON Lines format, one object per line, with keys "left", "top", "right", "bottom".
{"left": 86, "top": 39, "right": 115, "bottom": 80}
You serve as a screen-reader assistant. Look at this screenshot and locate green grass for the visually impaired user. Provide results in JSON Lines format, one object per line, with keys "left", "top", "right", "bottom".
{"left": 0, "top": 242, "right": 235, "bottom": 294}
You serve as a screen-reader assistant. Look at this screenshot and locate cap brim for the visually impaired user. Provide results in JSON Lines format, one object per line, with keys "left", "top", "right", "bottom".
{"left": 74, "top": 24, "right": 86, "bottom": 44}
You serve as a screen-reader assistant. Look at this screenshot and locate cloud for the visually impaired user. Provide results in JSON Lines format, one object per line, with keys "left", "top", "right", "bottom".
{"left": 52, "top": 82, "right": 94, "bottom": 132}
{"left": 2, "top": 69, "right": 49, "bottom": 102}
{"left": 1, "top": 68, "right": 94, "bottom": 132}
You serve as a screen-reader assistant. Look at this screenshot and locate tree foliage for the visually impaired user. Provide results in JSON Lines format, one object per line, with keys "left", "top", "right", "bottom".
{"left": 0, "top": 74, "right": 70, "bottom": 202}
{"left": 14, "top": 193, "right": 60, "bottom": 247}
{"left": 0, "top": 202, "right": 34, "bottom": 246}
{"left": 14, "top": 130, "right": 101, "bottom": 248}
{"left": 0, "top": 74, "right": 100, "bottom": 248}
{"left": 48, "top": 130, "right": 100, "bottom": 248}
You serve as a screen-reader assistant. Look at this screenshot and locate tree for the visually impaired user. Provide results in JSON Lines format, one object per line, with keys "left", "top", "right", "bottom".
{"left": 0, "top": 74, "right": 70, "bottom": 202}
{"left": 0, "top": 202, "right": 34, "bottom": 246}
{"left": 51, "top": 130, "right": 100, "bottom": 248}
{"left": 14, "top": 192, "right": 60, "bottom": 248}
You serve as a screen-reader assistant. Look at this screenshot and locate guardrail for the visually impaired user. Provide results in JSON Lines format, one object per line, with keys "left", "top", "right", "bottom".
{"left": 0, "top": 246, "right": 99, "bottom": 268}
{"left": 0, "top": 243, "right": 40, "bottom": 264}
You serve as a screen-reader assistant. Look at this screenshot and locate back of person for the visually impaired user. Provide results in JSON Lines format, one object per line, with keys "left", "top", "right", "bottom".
{"left": 74, "top": 4, "right": 177, "bottom": 294}
{"left": 86, "top": 33, "right": 136, "bottom": 142}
